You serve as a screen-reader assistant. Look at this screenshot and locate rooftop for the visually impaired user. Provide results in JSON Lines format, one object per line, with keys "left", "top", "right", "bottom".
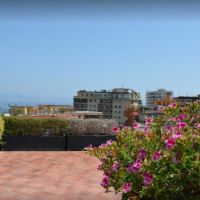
{"left": 0, "top": 151, "right": 120, "bottom": 200}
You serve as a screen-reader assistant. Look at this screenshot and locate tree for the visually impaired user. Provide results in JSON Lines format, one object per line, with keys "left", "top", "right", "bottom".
{"left": 124, "top": 105, "right": 138, "bottom": 126}
{"left": 0, "top": 116, "right": 4, "bottom": 139}
{"left": 9, "top": 107, "right": 24, "bottom": 116}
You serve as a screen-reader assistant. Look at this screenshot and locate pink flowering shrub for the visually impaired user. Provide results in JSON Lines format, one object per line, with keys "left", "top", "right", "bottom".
{"left": 87, "top": 102, "right": 200, "bottom": 200}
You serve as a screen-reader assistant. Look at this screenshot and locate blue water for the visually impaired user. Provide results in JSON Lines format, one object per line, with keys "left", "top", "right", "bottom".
{"left": 0, "top": 104, "right": 9, "bottom": 113}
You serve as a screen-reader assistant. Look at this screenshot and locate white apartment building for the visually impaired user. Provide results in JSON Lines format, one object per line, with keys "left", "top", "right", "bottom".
{"left": 74, "top": 88, "right": 141, "bottom": 125}
{"left": 146, "top": 89, "right": 173, "bottom": 106}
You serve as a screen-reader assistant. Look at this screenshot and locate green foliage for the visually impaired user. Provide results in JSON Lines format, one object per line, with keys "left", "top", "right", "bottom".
{"left": 9, "top": 107, "right": 25, "bottom": 116}
{"left": 88, "top": 102, "right": 200, "bottom": 200}
{"left": 3, "top": 117, "right": 69, "bottom": 136}
{"left": 66, "top": 119, "right": 118, "bottom": 135}
{"left": 3, "top": 117, "right": 117, "bottom": 136}
{"left": 0, "top": 116, "right": 4, "bottom": 139}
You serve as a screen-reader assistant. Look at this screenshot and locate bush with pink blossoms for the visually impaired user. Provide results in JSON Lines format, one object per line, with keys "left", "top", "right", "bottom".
{"left": 87, "top": 102, "right": 200, "bottom": 200}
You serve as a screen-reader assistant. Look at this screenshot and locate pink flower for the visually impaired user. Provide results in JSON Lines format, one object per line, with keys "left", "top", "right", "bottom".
{"left": 122, "top": 182, "right": 132, "bottom": 193}
{"left": 139, "top": 148, "right": 148, "bottom": 159}
{"left": 112, "top": 161, "right": 120, "bottom": 171}
{"left": 143, "top": 126, "right": 150, "bottom": 135}
{"left": 100, "top": 176, "right": 110, "bottom": 187}
{"left": 176, "top": 122, "right": 188, "bottom": 129}
{"left": 145, "top": 117, "right": 154, "bottom": 125}
{"left": 195, "top": 123, "right": 200, "bottom": 128}
{"left": 157, "top": 106, "right": 164, "bottom": 111}
{"left": 104, "top": 170, "right": 111, "bottom": 176}
{"left": 143, "top": 172, "right": 153, "bottom": 186}
{"left": 166, "top": 137, "right": 176, "bottom": 150}
{"left": 112, "top": 127, "right": 120, "bottom": 134}
{"left": 106, "top": 140, "right": 113, "bottom": 145}
{"left": 133, "top": 122, "right": 139, "bottom": 129}
{"left": 166, "top": 126, "right": 176, "bottom": 134}
{"left": 152, "top": 151, "right": 161, "bottom": 161}
{"left": 172, "top": 132, "right": 181, "bottom": 139}
{"left": 168, "top": 103, "right": 177, "bottom": 108}
{"left": 99, "top": 140, "right": 113, "bottom": 148}
{"left": 127, "top": 159, "right": 141, "bottom": 173}
{"left": 177, "top": 114, "right": 187, "bottom": 122}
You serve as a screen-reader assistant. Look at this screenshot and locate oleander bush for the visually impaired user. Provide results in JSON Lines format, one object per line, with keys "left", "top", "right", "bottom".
{"left": 66, "top": 119, "right": 118, "bottom": 135}
{"left": 87, "top": 102, "right": 200, "bottom": 200}
{"left": 3, "top": 117, "right": 69, "bottom": 136}
{"left": 0, "top": 115, "right": 4, "bottom": 139}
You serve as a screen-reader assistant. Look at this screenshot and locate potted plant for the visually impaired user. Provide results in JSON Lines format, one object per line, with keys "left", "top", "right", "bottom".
{"left": 87, "top": 102, "right": 200, "bottom": 200}
{"left": 66, "top": 119, "right": 118, "bottom": 150}
{"left": 2, "top": 117, "right": 67, "bottom": 151}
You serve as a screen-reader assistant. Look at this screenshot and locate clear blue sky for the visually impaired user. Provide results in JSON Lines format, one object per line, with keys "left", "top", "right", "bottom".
{"left": 1, "top": 1, "right": 200, "bottom": 104}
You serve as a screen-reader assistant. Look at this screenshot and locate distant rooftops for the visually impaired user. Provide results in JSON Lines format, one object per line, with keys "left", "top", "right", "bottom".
{"left": 10, "top": 104, "right": 73, "bottom": 108}
{"left": 174, "top": 96, "right": 200, "bottom": 100}
{"left": 146, "top": 88, "right": 173, "bottom": 94}
{"left": 78, "top": 88, "right": 139, "bottom": 94}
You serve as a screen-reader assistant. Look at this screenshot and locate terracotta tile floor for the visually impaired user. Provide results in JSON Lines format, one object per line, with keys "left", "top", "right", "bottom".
{"left": 0, "top": 152, "right": 121, "bottom": 200}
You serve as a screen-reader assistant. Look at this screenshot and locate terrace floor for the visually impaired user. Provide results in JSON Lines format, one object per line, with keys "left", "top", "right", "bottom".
{"left": 0, "top": 151, "right": 121, "bottom": 200}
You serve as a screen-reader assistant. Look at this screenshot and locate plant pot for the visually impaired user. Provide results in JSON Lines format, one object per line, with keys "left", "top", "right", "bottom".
{"left": 3, "top": 135, "right": 66, "bottom": 151}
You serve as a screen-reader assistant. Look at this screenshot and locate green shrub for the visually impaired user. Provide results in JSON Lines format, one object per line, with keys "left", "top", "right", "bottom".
{"left": 88, "top": 102, "right": 200, "bottom": 200}
{"left": 3, "top": 117, "right": 119, "bottom": 136}
{"left": 3, "top": 117, "right": 69, "bottom": 136}
{"left": 66, "top": 119, "right": 118, "bottom": 135}
{"left": 0, "top": 116, "right": 4, "bottom": 139}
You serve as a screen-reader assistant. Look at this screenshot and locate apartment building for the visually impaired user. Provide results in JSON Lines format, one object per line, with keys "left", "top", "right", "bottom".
{"left": 9, "top": 104, "right": 73, "bottom": 116}
{"left": 146, "top": 89, "right": 173, "bottom": 106}
{"left": 74, "top": 88, "right": 141, "bottom": 124}
{"left": 173, "top": 95, "right": 200, "bottom": 106}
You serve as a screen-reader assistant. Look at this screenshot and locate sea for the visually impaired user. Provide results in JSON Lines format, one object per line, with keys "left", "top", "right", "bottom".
{"left": 0, "top": 102, "right": 36, "bottom": 114}
{"left": 0, "top": 103, "right": 9, "bottom": 113}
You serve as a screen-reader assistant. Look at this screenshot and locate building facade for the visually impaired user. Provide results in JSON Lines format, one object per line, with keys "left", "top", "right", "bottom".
{"left": 146, "top": 89, "right": 173, "bottom": 106}
{"left": 74, "top": 88, "right": 141, "bottom": 124}
{"left": 173, "top": 95, "right": 200, "bottom": 107}
{"left": 9, "top": 104, "right": 74, "bottom": 116}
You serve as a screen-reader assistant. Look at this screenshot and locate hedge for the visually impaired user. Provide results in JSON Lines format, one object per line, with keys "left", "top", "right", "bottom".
{"left": 3, "top": 117, "right": 69, "bottom": 136}
{"left": 66, "top": 119, "right": 118, "bottom": 135}
{"left": 0, "top": 116, "right": 4, "bottom": 139}
{"left": 3, "top": 117, "right": 118, "bottom": 136}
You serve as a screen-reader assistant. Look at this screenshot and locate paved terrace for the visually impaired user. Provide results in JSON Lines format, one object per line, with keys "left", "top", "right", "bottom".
{"left": 0, "top": 152, "right": 121, "bottom": 200}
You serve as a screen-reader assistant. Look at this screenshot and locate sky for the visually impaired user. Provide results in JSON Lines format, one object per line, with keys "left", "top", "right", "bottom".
{"left": 1, "top": 1, "right": 200, "bottom": 105}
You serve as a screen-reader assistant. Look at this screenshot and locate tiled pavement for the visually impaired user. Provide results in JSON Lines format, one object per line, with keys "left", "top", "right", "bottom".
{"left": 0, "top": 152, "right": 121, "bottom": 200}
